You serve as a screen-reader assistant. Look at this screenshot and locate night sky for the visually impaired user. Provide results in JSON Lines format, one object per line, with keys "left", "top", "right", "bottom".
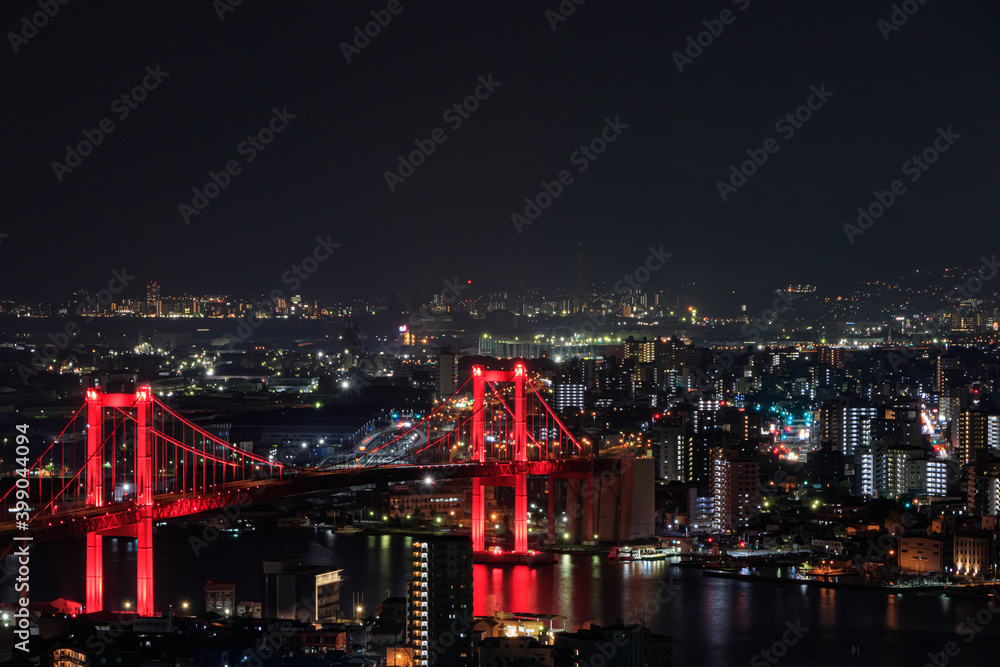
{"left": 4, "top": 1, "right": 999, "bottom": 313}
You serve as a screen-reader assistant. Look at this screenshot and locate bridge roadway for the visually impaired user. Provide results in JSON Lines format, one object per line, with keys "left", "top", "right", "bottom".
{"left": 0, "top": 457, "right": 606, "bottom": 547}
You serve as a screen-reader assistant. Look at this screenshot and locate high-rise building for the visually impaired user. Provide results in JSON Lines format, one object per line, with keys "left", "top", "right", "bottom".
{"left": 886, "top": 446, "right": 924, "bottom": 498}
{"left": 935, "top": 356, "right": 961, "bottom": 394}
{"left": 554, "top": 383, "right": 585, "bottom": 413}
{"left": 654, "top": 337, "right": 684, "bottom": 372}
{"left": 958, "top": 410, "right": 989, "bottom": 465}
{"left": 624, "top": 337, "right": 655, "bottom": 364}
{"left": 710, "top": 450, "right": 759, "bottom": 535}
{"left": 987, "top": 415, "right": 1000, "bottom": 451}
{"left": 146, "top": 281, "right": 161, "bottom": 317}
{"left": 867, "top": 403, "right": 922, "bottom": 496}
{"left": 818, "top": 346, "right": 845, "bottom": 369}
{"left": 408, "top": 536, "right": 473, "bottom": 666}
{"left": 650, "top": 420, "right": 685, "bottom": 481}
{"left": 437, "top": 346, "right": 459, "bottom": 397}
{"left": 906, "top": 458, "right": 948, "bottom": 497}
{"left": 693, "top": 400, "right": 720, "bottom": 433}
{"left": 841, "top": 406, "right": 878, "bottom": 456}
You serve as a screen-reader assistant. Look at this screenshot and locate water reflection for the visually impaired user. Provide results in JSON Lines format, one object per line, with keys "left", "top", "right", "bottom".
{"left": 11, "top": 533, "right": 1000, "bottom": 667}
{"left": 818, "top": 587, "right": 835, "bottom": 627}
{"left": 886, "top": 594, "right": 900, "bottom": 631}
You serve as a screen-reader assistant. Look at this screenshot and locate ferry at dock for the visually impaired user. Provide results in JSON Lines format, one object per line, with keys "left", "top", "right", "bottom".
{"left": 609, "top": 545, "right": 671, "bottom": 561}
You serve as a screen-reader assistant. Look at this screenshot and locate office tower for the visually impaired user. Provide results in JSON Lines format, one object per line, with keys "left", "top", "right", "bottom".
{"left": 146, "top": 281, "right": 161, "bottom": 317}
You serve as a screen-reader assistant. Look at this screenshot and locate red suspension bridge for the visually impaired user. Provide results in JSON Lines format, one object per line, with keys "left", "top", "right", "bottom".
{"left": 2, "top": 362, "right": 609, "bottom": 616}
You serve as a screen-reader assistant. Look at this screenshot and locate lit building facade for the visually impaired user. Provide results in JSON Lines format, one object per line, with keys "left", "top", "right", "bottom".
{"left": 408, "top": 536, "right": 473, "bottom": 666}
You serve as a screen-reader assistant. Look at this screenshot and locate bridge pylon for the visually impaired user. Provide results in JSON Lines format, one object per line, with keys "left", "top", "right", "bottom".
{"left": 84, "top": 387, "right": 155, "bottom": 616}
{"left": 470, "top": 363, "right": 529, "bottom": 554}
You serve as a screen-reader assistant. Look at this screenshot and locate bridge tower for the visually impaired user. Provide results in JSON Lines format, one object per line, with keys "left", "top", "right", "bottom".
{"left": 84, "top": 386, "right": 155, "bottom": 616}
{"left": 470, "top": 363, "right": 529, "bottom": 554}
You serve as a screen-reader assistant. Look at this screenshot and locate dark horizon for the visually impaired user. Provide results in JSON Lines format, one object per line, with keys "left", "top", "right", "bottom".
{"left": 4, "top": 1, "right": 999, "bottom": 314}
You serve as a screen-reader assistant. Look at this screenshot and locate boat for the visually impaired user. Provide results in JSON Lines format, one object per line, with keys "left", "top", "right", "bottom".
{"left": 609, "top": 545, "right": 669, "bottom": 561}
{"left": 802, "top": 559, "right": 855, "bottom": 576}
{"left": 334, "top": 525, "right": 363, "bottom": 535}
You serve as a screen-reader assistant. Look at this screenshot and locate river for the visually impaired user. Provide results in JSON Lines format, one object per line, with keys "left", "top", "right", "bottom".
{"left": 5, "top": 528, "right": 999, "bottom": 666}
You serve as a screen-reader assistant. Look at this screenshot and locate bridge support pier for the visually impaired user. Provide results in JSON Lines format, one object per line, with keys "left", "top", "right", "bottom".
{"left": 86, "top": 532, "right": 103, "bottom": 613}
{"left": 472, "top": 478, "right": 484, "bottom": 552}
{"left": 547, "top": 474, "right": 555, "bottom": 542}
{"left": 514, "top": 473, "right": 527, "bottom": 553}
{"left": 565, "top": 476, "right": 595, "bottom": 544}
{"left": 585, "top": 475, "right": 595, "bottom": 542}
{"left": 137, "top": 513, "right": 154, "bottom": 617}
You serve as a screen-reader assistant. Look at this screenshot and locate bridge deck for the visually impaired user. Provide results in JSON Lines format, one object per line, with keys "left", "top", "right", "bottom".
{"left": 1, "top": 458, "right": 605, "bottom": 546}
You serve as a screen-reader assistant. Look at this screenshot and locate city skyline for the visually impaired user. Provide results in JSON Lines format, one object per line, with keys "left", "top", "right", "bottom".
{"left": 1, "top": 258, "right": 997, "bottom": 321}
{"left": 5, "top": 2, "right": 1000, "bottom": 665}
